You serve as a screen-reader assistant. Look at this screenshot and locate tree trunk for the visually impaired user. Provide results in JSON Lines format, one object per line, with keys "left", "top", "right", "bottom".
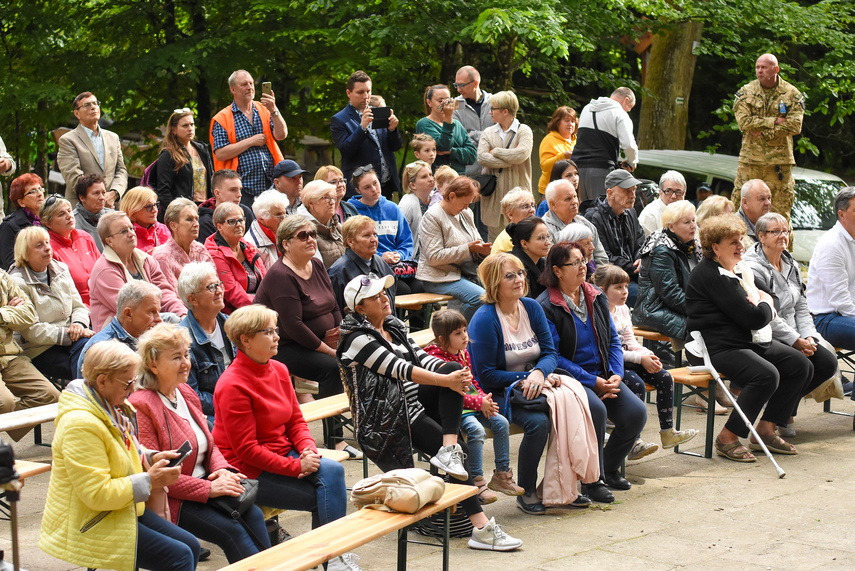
{"left": 638, "top": 20, "right": 704, "bottom": 150}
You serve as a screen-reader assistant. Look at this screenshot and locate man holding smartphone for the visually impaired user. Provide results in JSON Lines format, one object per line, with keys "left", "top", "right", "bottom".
{"left": 330, "top": 70, "right": 402, "bottom": 199}
{"left": 210, "top": 70, "right": 288, "bottom": 206}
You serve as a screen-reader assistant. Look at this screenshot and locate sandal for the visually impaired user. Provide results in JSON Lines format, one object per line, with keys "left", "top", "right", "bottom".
{"left": 715, "top": 437, "right": 756, "bottom": 462}
{"left": 749, "top": 434, "right": 797, "bottom": 455}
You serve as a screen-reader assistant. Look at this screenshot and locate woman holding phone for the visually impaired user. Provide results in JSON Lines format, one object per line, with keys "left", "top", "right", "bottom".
{"left": 416, "top": 84, "right": 478, "bottom": 175}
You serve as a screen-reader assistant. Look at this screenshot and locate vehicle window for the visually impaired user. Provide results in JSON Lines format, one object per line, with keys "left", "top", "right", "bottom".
{"left": 792, "top": 179, "right": 843, "bottom": 231}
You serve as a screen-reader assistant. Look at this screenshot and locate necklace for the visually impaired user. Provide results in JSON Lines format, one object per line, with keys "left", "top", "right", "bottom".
{"left": 159, "top": 391, "right": 178, "bottom": 409}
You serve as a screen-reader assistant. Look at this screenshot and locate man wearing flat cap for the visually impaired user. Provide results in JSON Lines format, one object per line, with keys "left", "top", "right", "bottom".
{"left": 585, "top": 169, "right": 646, "bottom": 306}
{"left": 269, "top": 159, "right": 309, "bottom": 214}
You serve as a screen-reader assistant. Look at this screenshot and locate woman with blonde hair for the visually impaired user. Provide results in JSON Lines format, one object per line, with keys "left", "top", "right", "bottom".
{"left": 297, "top": 180, "right": 345, "bottom": 268}
{"left": 155, "top": 108, "right": 214, "bottom": 207}
{"left": 315, "top": 164, "right": 357, "bottom": 222}
{"left": 537, "top": 106, "right": 578, "bottom": 194}
{"left": 40, "top": 339, "right": 196, "bottom": 571}
{"left": 152, "top": 198, "right": 214, "bottom": 289}
{"left": 491, "top": 187, "right": 537, "bottom": 254}
{"left": 121, "top": 186, "right": 172, "bottom": 254}
{"left": 696, "top": 194, "right": 733, "bottom": 228}
{"left": 398, "top": 160, "right": 439, "bottom": 257}
{"left": 130, "top": 323, "right": 270, "bottom": 563}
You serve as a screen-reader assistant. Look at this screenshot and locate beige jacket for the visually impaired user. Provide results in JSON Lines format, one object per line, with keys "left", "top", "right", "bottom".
{"left": 416, "top": 203, "right": 481, "bottom": 283}
{"left": 477, "top": 121, "right": 533, "bottom": 228}
{"left": 0, "top": 270, "right": 38, "bottom": 367}
{"left": 58, "top": 124, "right": 128, "bottom": 205}
{"left": 10, "top": 261, "right": 90, "bottom": 359}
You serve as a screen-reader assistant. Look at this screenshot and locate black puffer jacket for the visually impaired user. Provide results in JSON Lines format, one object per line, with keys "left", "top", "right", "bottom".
{"left": 632, "top": 228, "right": 702, "bottom": 339}
{"left": 338, "top": 312, "right": 415, "bottom": 472}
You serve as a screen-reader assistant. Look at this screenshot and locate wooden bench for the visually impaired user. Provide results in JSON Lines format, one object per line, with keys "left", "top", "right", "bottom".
{"left": 221, "top": 483, "right": 478, "bottom": 571}
{"left": 395, "top": 293, "right": 454, "bottom": 325}
{"left": 300, "top": 394, "right": 368, "bottom": 477}
{"left": 822, "top": 347, "right": 854, "bottom": 416}
{"left": 0, "top": 403, "right": 58, "bottom": 446}
{"left": 14, "top": 460, "right": 51, "bottom": 480}
{"left": 658, "top": 367, "right": 718, "bottom": 459}
{"left": 411, "top": 328, "right": 434, "bottom": 348}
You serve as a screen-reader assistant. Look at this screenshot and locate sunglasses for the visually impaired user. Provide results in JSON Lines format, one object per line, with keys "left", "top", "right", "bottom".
{"left": 352, "top": 164, "right": 374, "bottom": 179}
{"left": 141, "top": 201, "right": 161, "bottom": 213}
{"left": 173, "top": 107, "right": 192, "bottom": 114}
{"left": 43, "top": 193, "right": 65, "bottom": 209}
{"left": 355, "top": 273, "right": 379, "bottom": 302}
{"left": 292, "top": 229, "right": 317, "bottom": 241}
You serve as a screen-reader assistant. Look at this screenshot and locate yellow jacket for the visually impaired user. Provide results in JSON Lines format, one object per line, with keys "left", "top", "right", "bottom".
{"left": 39, "top": 381, "right": 146, "bottom": 571}
{"left": 538, "top": 130, "right": 575, "bottom": 194}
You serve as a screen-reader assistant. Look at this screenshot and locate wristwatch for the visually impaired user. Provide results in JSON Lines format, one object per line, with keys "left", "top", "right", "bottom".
{"left": 272, "top": 109, "right": 280, "bottom": 117}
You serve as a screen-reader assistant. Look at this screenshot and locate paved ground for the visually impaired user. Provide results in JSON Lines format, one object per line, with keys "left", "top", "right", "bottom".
{"left": 7, "top": 389, "right": 855, "bottom": 571}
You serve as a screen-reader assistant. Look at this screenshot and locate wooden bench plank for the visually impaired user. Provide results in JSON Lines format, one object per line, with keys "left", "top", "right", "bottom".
{"left": 317, "top": 449, "right": 349, "bottom": 463}
{"left": 0, "top": 403, "right": 58, "bottom": 432}
{"left": 221, "top": 483, "right": 478, "bottom": 571}
{"left": 395, "top": 293, "right": 454, "bottom": 310}
{"left": 15, "top": 460, "right": 50, "bottom": 480}
{"left": 411, "top": 328, "right": 434, "bottom": 348}
{"left": 299, "top": 394, "right": 350, "bottom": 424}
{"left": 632, "top": 327, "right": 670, "bottom": 343}
{"left": 669, "top": 367, "right": 712, "bottom": 388}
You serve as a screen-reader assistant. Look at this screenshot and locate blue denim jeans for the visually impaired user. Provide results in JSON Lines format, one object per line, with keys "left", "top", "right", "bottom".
{"left": 814, "top": 312, "right": 855, "bottom": 351}
{"left": 255, "top": 451, "right": 347, "bottom": 529}
{"left": 177, "top": 499, "right": 270, "bottom": 563}
{"left": 495, "top": 395, "right": 550, "bottom": 496}
{"left": 460, "top": 412, "right": 512, "bottom": 477}
{"left": 423, "top": 278, "right": 485, "bottom": 322}
{"left": 137, "top": 509, "right": 199, "bottom": 571}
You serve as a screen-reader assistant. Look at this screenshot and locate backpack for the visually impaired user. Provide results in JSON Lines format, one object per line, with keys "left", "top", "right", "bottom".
{"left": 140, "top": 158, "right": 158, "bottom": 189}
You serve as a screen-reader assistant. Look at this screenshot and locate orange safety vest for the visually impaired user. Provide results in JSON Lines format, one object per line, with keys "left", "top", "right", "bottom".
{"left": 209, "top": 101, "right": 285, "bottom": 172}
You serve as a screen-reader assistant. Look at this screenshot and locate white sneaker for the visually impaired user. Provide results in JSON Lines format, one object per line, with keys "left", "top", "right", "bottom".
{"left": 326, "top": 553, "right": 362, "bottom": 571}
{"left": 468, "top": 517, "right": 523, "bottom": 551}
{"left": 627, "top": 439, "right": 658, "bottom": 460}
{"left": 430, "top": 444, "right": 468, "bottom": 480}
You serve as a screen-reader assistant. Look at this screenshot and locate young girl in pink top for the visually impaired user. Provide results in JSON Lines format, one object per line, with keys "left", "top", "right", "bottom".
{"left": 593, "top": 265, "right": 698, "bottom": 454}
{"left": 424, "top": 309, "right": 523, "bottom": 504}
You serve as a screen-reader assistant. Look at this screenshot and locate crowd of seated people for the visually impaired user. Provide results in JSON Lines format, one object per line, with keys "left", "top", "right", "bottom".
{"left": 8, "top": 73, "right": 849, "bottom": 570}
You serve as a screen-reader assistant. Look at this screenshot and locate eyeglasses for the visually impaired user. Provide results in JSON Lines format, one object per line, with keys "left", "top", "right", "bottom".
{"left": 453, "top": 80, "right": 474, "bottom": 90}
{"left": 23, "top": 187, "right": 45, "bottom": 198}
{"left": 490, "top": 107, "right": 504, "bottom": 112}
{"left": 352, "top": 164, "right": 374, "bottom": 179}
{"left": 764, "top": 229, "right": 791, "bottom": 236}
{"left": 293, "top": 229, "right": 318, "bottom": 241}
{"left": 108, "top": 226, "right": 134, "bottom": 238}
{"left": 141, "top": 201, "right": 161, "bottom": 213}
{"left": 558, "top": 259, "right": 586, "bottom": 269}
{"left": 661, "top": 188, "right": 686, "bottom": 198}
{"left": 114, "top": 376, "right": 135, "bottom": 389}
{"left": 224, "top": 217, "right": 246, "bottom": 226}
{"left": 269, "top": 212, "right": 286, "bottom": 220}
{"left": 328, "top": 178, "right": 346, "bottom": 186}
{"left": 517, "top": 203, "right": 536, "bottom": 211}
{"left": 43, "top": 193, "right": 65, "bottom": 209}
{"left": 256, "top": 327, "right": 279, "bottom": 337}
{"left": 173, "top": 107, "right": 192, "bottom": 114}
{"left": 75, "top": 100, "right": 101, "bottom": 111}
{"left": 196, "top": 281, "right": 224, "bottom": 294}
{"left": 503, "top": 269, "right": 527, "bottom": 281}
{"left": 318, "top": 195, "right": 336, "bottom": 204}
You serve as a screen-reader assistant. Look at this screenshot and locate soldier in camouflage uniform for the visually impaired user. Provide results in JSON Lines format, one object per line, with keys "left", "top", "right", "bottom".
{"left": 732, "top": 53, "right": 805, "bottom": 224}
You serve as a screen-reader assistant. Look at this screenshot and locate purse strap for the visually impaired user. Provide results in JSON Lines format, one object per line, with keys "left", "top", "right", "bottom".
{"left": 496, "top": 130, "right": 516, "bottom": 176}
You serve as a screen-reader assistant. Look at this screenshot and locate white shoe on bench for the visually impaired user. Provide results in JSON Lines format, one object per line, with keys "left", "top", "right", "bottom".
{"left": 327, "top": 553, "right": 362, "bottom": 571}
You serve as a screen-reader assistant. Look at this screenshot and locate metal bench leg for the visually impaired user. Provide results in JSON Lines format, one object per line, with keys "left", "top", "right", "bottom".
{"left": 705, "top": 382, "right": 716, "bottom": 458}
{"left": 442, "top": 507, "right": 450, "bottom": 571}
{"left": 34, "top": 424, "right": 42, "bottom": 446}
{"left": 397, "top": 527, "right": 408, "bottom": 571}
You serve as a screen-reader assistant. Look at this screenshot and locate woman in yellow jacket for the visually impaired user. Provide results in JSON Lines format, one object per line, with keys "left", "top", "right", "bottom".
{"left": 537, "top": 106, "right": 578, "bottom": 194}
{"left": 39, "top": 340, "right": 198, "bottom": 571}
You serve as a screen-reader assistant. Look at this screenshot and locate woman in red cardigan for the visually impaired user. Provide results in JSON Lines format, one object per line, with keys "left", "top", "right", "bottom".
{"left": 130, "top": 322, "right": 270, "bottom": 563}
{"left": 204, "top": 202, "right": 265, "bottom": 314}
{"left": 212, "top": 305, "right": 358, "bottom": 571}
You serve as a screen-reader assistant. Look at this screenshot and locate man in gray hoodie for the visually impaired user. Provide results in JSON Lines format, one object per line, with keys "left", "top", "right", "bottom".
{"left": 573, "top": 87, "right": 639, "bottom": 212}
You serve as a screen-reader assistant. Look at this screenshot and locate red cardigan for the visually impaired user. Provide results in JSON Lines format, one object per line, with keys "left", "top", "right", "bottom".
{"left": 212, "top": 350, "right": 316, "bottom": 478}
{"left": 204, "top": 233, "right": 266, "bottom": 314}
{"left": 129, "top": 383, "right": 233, "bottom": 524}
{"left": 48, "top": 228, "right": 99, "bottom": 307}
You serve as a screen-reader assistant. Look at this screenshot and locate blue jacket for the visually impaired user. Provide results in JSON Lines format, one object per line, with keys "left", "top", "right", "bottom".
{"left": 76, "top": 317, "right": 137, "bottom": 378}
{"left": 536, "top": 283, "right": 623, "bottom": 388}
{"left": 347, "top": 196, "right": 414, "bottom": 260}
{"left": 330, "top": 104, "right": 403, "bottom": 198}
{"left": 180, "top": 310, "right": 235, "bottom": 419}
{"left": 468, "top": 297, "right": 558, "bottom": 394}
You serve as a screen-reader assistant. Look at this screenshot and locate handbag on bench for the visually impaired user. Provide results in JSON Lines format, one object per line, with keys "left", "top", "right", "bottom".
{"left": 350, "top": 468, "right": 445, "bottom": 513}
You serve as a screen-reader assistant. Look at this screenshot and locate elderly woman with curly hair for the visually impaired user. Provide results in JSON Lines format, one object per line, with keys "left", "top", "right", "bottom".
{"left": 537, "top": 106, "right": 578, "bottom": 195}
{"left": 121, "top": 186, "right": 172, "bottom": 254}
{"left": 0, "top": 173, "right": 46, "bottom": 269}
{"left": 315, "top": 165, "right": 357, "bottom": 222}
{"left": 130, "top": 322, "right": 269, "bottom": 563}
{"left": 297, "top": 180, "right": 346, "bottom": 268}
{"left": 686, "top": 214, "right": 811, "bottom": 462}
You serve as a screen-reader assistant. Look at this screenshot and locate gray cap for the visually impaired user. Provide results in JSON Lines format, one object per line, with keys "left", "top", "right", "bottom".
{"left": 604, "top": 169, "right": 642, "bottom": 190}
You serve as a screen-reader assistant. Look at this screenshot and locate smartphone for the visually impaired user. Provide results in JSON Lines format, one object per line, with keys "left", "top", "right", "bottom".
{"left": 166, "top": 440, "right": 193, "bottom": 467}
{"left": 261, "top": 82, "right": 272, "bottom": 96}
{"left": 371, "top": 106, "right": 392, "bottom": 129}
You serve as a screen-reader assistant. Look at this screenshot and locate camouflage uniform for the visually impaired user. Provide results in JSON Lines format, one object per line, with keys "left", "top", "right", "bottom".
{"left": 731, "top": 77, "right": 804, "bottom": 222}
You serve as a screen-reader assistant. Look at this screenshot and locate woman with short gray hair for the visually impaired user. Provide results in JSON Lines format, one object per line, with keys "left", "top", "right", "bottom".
{"left": 297, "top": 180, "right": 345, "bottom": 268}
{"left": 490, "top": 187, "right": 536, "bottom": 255}
{"left": 204, "top": 202, "right": 265, "bottom": 314}
{"left": 152, "top": 198, "right": 214, "bottom": 289}
{"left": 745, "top": 212, "right": 837, "bottom": 437}
{"left": 246, "top": 189, "right": 287, "bottom": 269}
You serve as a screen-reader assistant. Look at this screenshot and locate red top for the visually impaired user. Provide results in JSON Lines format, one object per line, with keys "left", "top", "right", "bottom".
{"left": 130, "top": 384, "right": 233, "bottom": 524}
{"left": 48, "top": 228, "right": 99, "bottom": 307}
{"left": 212, "top": 350, "right": 316, "bottom": 478}
{"left": 133, "top": 221, "right": 172, "bottom": 254}
{"left": 204, "top": 233, "right": 266, "bottom": 314}
{"left": 424, "top": 344, "right": 488, "bottom": 411}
